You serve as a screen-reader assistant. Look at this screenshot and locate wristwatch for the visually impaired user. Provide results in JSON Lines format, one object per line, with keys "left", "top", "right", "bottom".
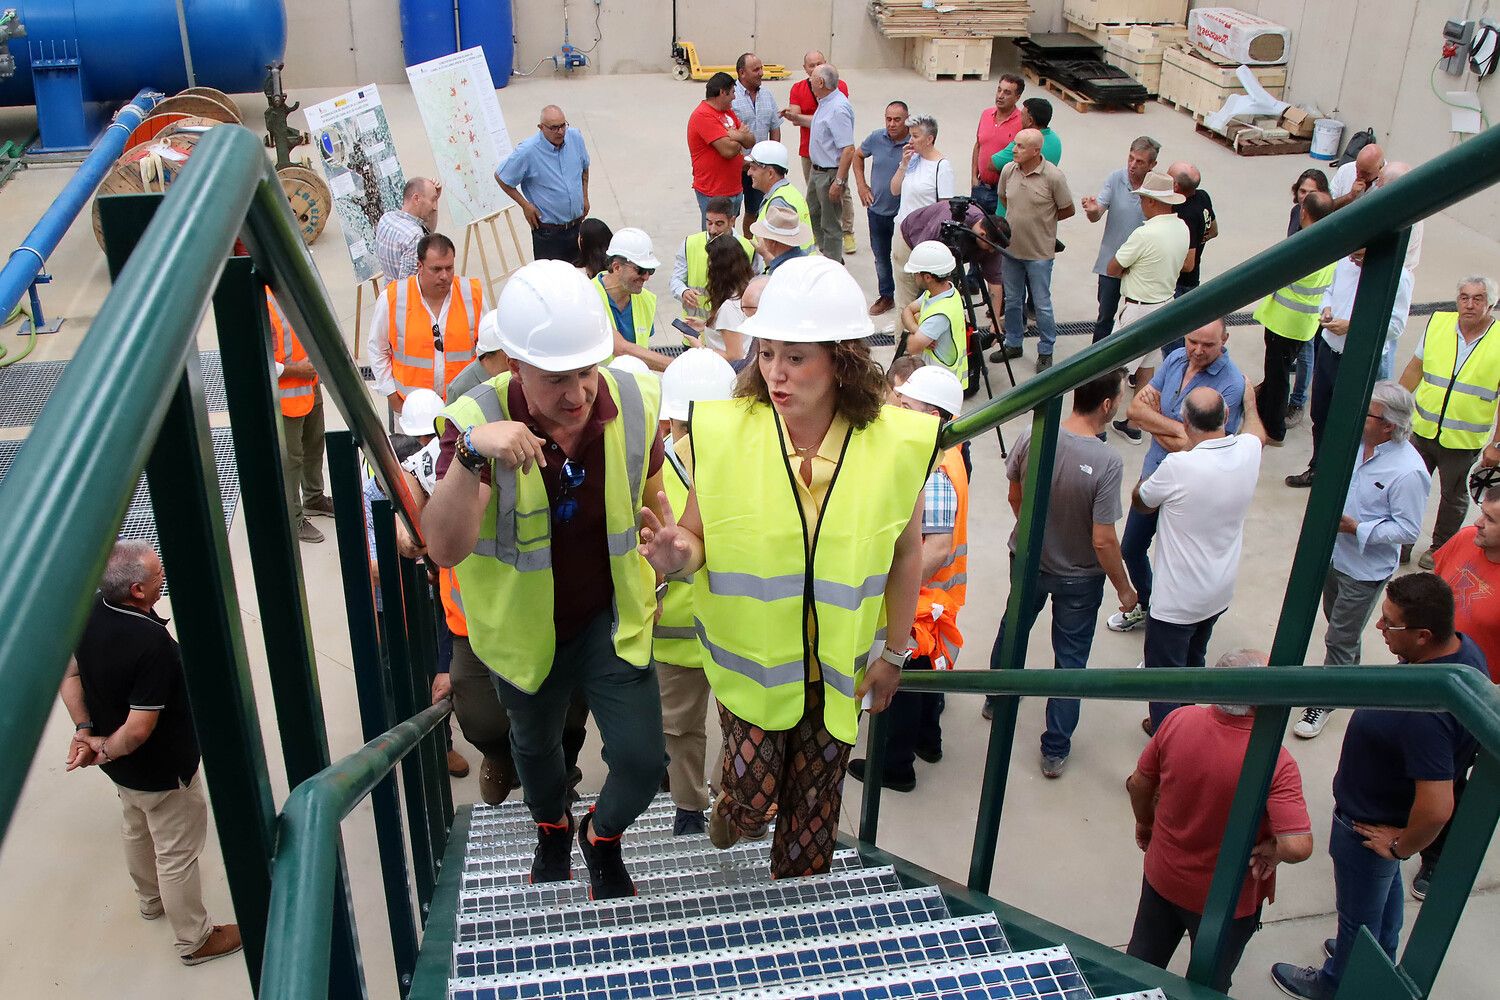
{"left": 879, "top": 645, "right": 912, "bottom": 669}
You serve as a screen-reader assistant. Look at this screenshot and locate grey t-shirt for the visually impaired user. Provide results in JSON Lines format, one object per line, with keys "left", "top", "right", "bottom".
{"left": 1092, "top": 168, "right": 1145, "bottom": 275}
{"left": 1006, "top": 428, "right": 1124, "bottom": 577}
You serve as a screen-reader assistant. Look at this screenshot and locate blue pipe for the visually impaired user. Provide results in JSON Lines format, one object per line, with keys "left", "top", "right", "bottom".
{"left": 0, "top": 87, "right": 160, "bottom": 321}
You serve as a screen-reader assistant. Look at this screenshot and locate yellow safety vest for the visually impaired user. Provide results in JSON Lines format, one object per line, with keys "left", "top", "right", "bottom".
{"left": 684, "top": 231, "right": 757, "bottom": 298}
{"left": 593, "top": 273, "right": 657, "bottom": 350}
{"left": 916, "top": 287, "right": 968, "bottom": 384}
{"left": 436, "top": 368, "right": 661, "bottom": 691}
{"left": 689, "top": 399, "right": 939, "bottom": 744}
{"left": 758, "top": 179, "right": 817, "bottom": 253}
{"left": 1412, "top": 312, "right": 1500, "bottom": 450}
{"left": 652, "top": 439, "right": 701, "bottom": 668}
{"left": 1252, "top": 262, "right": 1337, "bottom": 342}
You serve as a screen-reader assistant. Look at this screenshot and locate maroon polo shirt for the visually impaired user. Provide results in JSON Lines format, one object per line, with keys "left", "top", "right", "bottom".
{"left": 437, "top": 373, "right": 664, "bottom": 642}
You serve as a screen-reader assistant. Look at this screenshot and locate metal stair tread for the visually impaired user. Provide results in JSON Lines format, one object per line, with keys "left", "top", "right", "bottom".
{"left": 467, "top": 811, "right": 687, "bottom": 847}
{"left": 468, "top": 800, "right": 679, "bottom": 834}
{"left": 469, "top": 791, "right": 670, "bottom": 818}
{"left": 462, "top": 838, "right": 774, "bottom": 885}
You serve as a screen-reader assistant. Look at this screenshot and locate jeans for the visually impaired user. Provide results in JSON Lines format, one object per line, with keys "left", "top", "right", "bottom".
{"left": 1320, "top": 811, "right": 1404, "bottom": 993}
{"left": 694, "top": 190, "right": 742, "bottom": 230}
{"left": 1309, "top": 336, "right": 1341, "bottom": 469}
{"left": 1093, "top": 274, "right": 1123, "bottom": 344}
{"left": 868, "top": 210, "right": 897, "bottom": 299}
{"left": 1126, "top": 876, "right": 1261, "bottom": 993}
{"left": 1321, "top": 567, "right": 1387, "bottom": 667}
{"left": 1121, "top": 505, "right": 1159, "bottom": 612}
{"left": 1412, "top": 434, "right": 1481, "bottom": 552}
{"left": 531, "top": 221, "right": 582, "bottom": 263}
{"left": 987, "top": 572, "right": 1107, "bottom": 759}
{"left": 887, "top": 654, "right": 945, "bottom": 777}
{"left": 1143, "top": 610, "right": 1224, "bottom": 730}
{"left": 1001, "top": 253, "right": 1057, "bottom": 356}
{"left": 970, "top": 182, "right": 998, "bottom": 215}
{"left": 1291, "top": 338, "right": 1315, "bottom": 408}
{"left": 1257, "top": 329, "right": 1303, "bottom": 443}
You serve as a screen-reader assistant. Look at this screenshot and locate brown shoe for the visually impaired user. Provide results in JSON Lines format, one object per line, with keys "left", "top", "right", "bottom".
{"left": 868, "top": 296, "right": 894, "bottom": 317}
{"left": 182, "top": 924, "right": 243, "bottom": 966}
{"left": 447, "top": 748, "right": 471, "bottom": 778}
{"left": 479, "top": 755, "right": 516, "bottom": 805}
{"left": 297, "top": 517, "right": 325, "bottom": 543}
{"left": 304, "top": 495, "right": 336, "bottom": 517}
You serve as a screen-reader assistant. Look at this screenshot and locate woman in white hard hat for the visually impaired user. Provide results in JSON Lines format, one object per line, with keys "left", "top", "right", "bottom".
{"left": 639, "top": 256, "right": 938, "bottom": 879}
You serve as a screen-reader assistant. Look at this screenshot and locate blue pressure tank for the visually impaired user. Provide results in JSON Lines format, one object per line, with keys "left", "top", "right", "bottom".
{"left": 458, "top": 0, "right": 513, "bottom": 88}
{"left": 399, "top": 0, "right": 457, "bottom": 68}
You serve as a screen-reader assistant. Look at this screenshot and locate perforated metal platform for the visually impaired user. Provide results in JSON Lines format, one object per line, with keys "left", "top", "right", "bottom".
{"left": 0, "top": 351, "right": 229, "bottom": 428}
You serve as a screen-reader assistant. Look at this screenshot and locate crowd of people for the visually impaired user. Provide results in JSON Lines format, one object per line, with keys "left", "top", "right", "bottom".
{"left": 60, "top": 52, "right": 1500, "bottom": 1000}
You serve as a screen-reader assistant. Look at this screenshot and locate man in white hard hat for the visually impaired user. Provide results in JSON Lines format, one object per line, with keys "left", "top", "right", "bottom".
{"left": 653, "top": 348, "right": 738, "bottom": 835}
{"left": 592, "top": 227, "right": 671, "bottom": 372}
{"left": 446, "top": 309, "right": 512, "bottom": 403}
{"left": 899, "top": 240, "right": 968, "bottom": 386}
{"left": 426, "top": 259, "right": 670, "bottom": 900}
{"left": 749, "top": 203, "right": 813, "bottom": 275}
{"left": 745, "top": 141, "right": 815, "bottom": 253}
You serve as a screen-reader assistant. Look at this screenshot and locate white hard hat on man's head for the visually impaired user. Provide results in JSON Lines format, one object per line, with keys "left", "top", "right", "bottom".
{"left": 476, "top": 308, "right": 504, "bottom": 355}
{"left": 904, "top": 240, "right": 956, "bottom": 276}
{"left": 606, "top": 227, "right": 661, "bottom": 270}
{"left": 896, "top": 364, "right": 964, "bottom": 419}
{"left": 398, "top": 388, "right": 445, "bottom": 436}
{"left": 661, "top": 348, "right": 736, "bottom": 421}
{"left": 746, "top": 140, "right": 790, "bottom": 170}
{"left": 740, "top": 256, "right": 874, "bottom": 344}
{"left": 496, "top": 260, "right": 614, "bottom": 372}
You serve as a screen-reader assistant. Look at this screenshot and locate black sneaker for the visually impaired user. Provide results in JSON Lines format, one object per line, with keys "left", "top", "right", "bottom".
{"left": 989, "top": 344, "right": 1024, "bottom": 363}
{"left": 847, "top": 758, "right": 916, "bottom": 793}
{"left": 673, "top": 807, "right": 707, "bottom": 837}
{"left": 1412, "top": 862, "right": 1434, "bottom": 901}
{"left": 529, "top": 813, "right": 574, "bottom": 884}
{"left": 1112, "top": 419, "right": 1143, "bottom": 443}
{"left": 1285, "top": 468, "right": 1315, "bottom": 488}
{"left": 578, "top": 809, "right": 636, "bottom": 900}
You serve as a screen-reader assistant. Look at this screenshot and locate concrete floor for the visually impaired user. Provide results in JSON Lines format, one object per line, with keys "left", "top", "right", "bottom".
{"left": 2, "top": 69, "right": 1499, "bottom": 998}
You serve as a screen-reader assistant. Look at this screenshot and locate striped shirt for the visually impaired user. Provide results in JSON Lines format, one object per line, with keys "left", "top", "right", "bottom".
{"left": 374, "top": 209, "right": 427, "bottom": 281}
{"left": 922, "top": 467, "right": 957, "bottom": 534}
{"left": 731, "top": 80, "right": 781, "bottom": 143}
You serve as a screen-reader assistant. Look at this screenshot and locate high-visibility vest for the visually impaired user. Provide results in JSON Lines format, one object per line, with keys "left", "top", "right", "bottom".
{"left": 916, "top": 287, "right": 968, "bottom": 384}
{"left": 1412, "top": 312, "right": 1500, "bottom": 450}
{"left": 384, "top": 276, "right": 482, "bottom": 400}
{"left": 758, "top": 179, "right": 817, "bottom": 253}
{"left": 914, "top": 447, "right": 969, "bottom": 668}
{"left": 652, "top": 441, "right": 701, "bottom": 668}
{"left": 684, "top": 231, "right": 758, "bottom": 310}
{"left": 689, "top": 399, "right": 939, "bottom": 744}
{"left": 267, "top": 292, "right": 317, "bottom": 418}
{"left": 437, "top": 567, "right": 468, "bottom": 637}
{"left": 593, "top": 273, "right": 657, "bottom": 350}
{"left": 1252, "top": 262, "right": 1337, "bottom": 342}
{"left": 436, "top": 367, "right": 661, "bottom": 690}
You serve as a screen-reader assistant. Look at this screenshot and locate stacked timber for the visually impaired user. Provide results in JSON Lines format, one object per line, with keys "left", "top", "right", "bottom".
{"left": 868, "top": 0, "right": 1033, "bottom": 39}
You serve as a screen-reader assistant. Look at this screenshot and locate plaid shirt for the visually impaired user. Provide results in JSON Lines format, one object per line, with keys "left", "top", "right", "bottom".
{"left": 921, "top": 467, "right": 957, "bottom": 534}
{"left": 374, "top": 209, "right": 427, "bottom": 281}
{"left": 732, "top": 80, "right": 781, "bottom": 144}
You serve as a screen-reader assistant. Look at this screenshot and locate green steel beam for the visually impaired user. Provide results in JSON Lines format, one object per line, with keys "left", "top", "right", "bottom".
{"left": 856, "top": 700, "right": 891, "bottom": 844}
{"left": 1334, "top": 931, "right": 1423, "bottom": 1000}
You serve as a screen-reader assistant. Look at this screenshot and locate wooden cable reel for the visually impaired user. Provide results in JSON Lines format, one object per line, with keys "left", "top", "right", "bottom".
{"left": 91, "top": 128, "right": 203, "bottom": 248}
{"left": 277, "top": 163, "right": 331, "bottom": 244}
{"left": 148, "top": 91, "right": 242, "bottom": 124}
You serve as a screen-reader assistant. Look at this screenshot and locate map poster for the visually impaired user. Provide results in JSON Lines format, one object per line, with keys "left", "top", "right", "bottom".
{"left": 303, "top": 85, "right": 405, "bottom": 283}
{"left": 407, "top": 47, "right": 516, "bottom": 229}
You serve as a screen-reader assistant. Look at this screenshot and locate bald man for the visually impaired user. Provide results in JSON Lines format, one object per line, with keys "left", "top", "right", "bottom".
{"left": 1329, "top": 143, "right": 1385, "bottom": 211}
{"left": 1167, "top": 161, "right": 1217, "bottom": 300}
{"left": 496, "top": 104, "right": 592, "bottom": 261}
{"left": 1380, "top": 161, "right": 1424, "bottom": 274}
{"left": 997, "top": 128, "right": 1074, "bottom": 371}
{"left": 782, "top": 50, "right": 855, "bottom": 253}
{"left": 376, "top": 176, "right": 441, "bottom": 280}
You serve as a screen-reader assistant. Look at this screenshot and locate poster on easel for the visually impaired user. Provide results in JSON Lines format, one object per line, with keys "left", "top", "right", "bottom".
{"left": 303, "top": 85, "right": 405, "bottom": 283}
{"left": 406, "top": 47, "right": 516, "bottom": 229}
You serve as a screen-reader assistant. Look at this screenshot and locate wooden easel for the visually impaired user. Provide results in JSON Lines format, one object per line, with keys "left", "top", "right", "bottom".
{"left": 461, "top": 204, "right": 529, "bottom": 300}
{"left": 352, "top": 272, "right": 384, "bottom": 362}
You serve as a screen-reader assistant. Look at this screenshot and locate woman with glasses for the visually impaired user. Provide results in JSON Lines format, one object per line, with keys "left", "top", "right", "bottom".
{"left": 639, "top": 257, "right": 936, "bottom": 879}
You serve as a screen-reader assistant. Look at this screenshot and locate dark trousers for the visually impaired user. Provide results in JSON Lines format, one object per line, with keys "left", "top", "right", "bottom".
{"left": 1126, "top": 876, "right": 1261, "bottom": 993}
{"left": 531, "top": 221, "right": 581, "bottom": 263}
{"left": 1092, "top": 274, "right": 1123, "bottom": 343}
{"left": 1309, "top": 336, "right": 1341, "bottom": 469}
{"left": 1121, "top": 505, "right": 1159, "bottom": 612}
{"left": 867, "top": 210, "right": 897, "bottom": 300}
{"left": 1144, "top": 611, "right": 1224, "bottom": 730}
{"left": 1412, "top": 434, "right": 1482, "bottom": 552}
{"left": 1257, "top": 329, "right": 1304, "bottom": 443}
{"left": 887, "top": 655, "right": 944, "bottom": 778}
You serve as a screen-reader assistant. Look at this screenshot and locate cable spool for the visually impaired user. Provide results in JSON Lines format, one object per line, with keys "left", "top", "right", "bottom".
{"left": 277, "top": 164, "right": 332, "bottom": 244}
{"left": 126, "top": 111, "right": 193, "bottom": 149}
{"left": 121, "top": 115, "right": 223, "bottom": 159}
{"left": 147, "top": 92, "right": 242, "bottom": 124}
{"left": 91, "top": 130, "right": 203, "bottom": 248}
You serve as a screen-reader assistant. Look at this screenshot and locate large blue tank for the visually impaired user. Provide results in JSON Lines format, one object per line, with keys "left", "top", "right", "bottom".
{"left": 458, "top": 0, "right": 513, "bottom": 88}
{"left": 399, "top": 0, "right": 457, "bottom": 69}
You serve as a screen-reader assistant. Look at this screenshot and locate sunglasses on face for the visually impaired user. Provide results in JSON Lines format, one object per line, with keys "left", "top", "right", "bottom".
{"left": 553, "top": 459, "right": 586, "bottom": 524}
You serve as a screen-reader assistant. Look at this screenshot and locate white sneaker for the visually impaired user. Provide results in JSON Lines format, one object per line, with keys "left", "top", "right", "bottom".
{"left": 1107, "top": 606, "right": 1147, "bottom": 632}
{"left": 1293, "top": 707, "right": 1332, "bottom": 739}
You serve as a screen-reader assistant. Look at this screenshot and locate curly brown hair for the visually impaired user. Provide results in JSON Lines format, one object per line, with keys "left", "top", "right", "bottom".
{"left": 734, "top": 339, "right": 889, "bottom": 429}
{"left": 705, "top": 234, "right": 755, "bottom": 326}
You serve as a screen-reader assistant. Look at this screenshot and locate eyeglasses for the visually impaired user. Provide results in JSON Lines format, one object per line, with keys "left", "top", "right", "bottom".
{"left": 540, "top": 122, "right": 568, "bottom": 132}
{"left": 431, "top": 323, "right": 444, "bottom": 352}
{"left": 1377, "top": 615, "right": 1408, "bottom": 631}
{"left": 553, "top": 459, "right": 586, "bottom": 524}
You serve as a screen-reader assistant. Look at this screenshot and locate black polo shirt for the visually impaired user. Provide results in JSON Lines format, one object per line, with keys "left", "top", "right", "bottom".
{"left": 75, "top": 596, "right": 200, "bottom": 792}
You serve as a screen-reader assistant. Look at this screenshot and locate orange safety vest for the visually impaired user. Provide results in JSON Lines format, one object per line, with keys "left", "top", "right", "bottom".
{"left": 268, "top": 291, "right": 317, "bottom": 418}
{"left": 438, "top": 566, "right": 468, "bottom": 637}
{"left": 912, "top": 447, "right": 968, "bottom": 668}
{"left": 384, "top": 276, "right": 483, "bottom": 400}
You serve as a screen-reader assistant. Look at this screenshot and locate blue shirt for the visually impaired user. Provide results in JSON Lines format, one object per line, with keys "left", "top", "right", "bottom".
{"left": 496, "top": 129, "right": 590, "bottom": 225}
{"left": 603, "top": 285, "right": 636, "bottom": 340}
{"left": 766, "top": 246, "right": 807, "bottom": 273}
{"left": 1093, "top": 168, "right": 1146, "bottom": 275}
{"left": 1332, "top": 439, "right": 1433, "bottom": 582}
{"left": 809, "top": 90, "right": 854, "bottom": 169}
{"left": 731, "top": 80, "right": 780, "bottom": 144}
{"left": 1141, "top": 348, "right": 1245, "bottom": 480}
{"left": 858, "top": 128, "right": 907, "bottom": 217}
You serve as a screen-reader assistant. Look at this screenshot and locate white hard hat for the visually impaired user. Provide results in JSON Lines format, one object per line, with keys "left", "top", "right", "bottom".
{"left": 495, "top": 259, "right": 614, "bottom": 371}
{"left": 661, "top": 348, "right": 736, "bottom": 421}
{"left": 398, "top": 388, "right": 445, "bottom": 436}
{"left": 740, "top": 256, "right": 874, "bottom": 343}
{"left": 476, "top": 308, "right": 504, "bottom": 355}
{"left": 606, "top": 227, "right": 660, "bottom": 270}
{"left": 905, "top": 240, "right": 956, "bottom": 276}
{"left": 897, "top": 364, "right": 964, "bottom": 418}
{"left": 746, "top": 140, "right": 789, "bottom": 171}
{"left": 609, "top": 354, "right": 652, "bottom": 376}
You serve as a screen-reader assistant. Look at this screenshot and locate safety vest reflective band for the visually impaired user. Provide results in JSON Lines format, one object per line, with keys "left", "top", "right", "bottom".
{"left": 385, "top": 276, "right": 482, "bottom": 400}
{"left": 689, "top": 399, "right": 939, "bottom": 744}
{"left": 652, "top": 443, "right": 701, "bottom": 668}
{"left": 267, "top": 291, "right": 317, "bottom": 418}
{"left": 1252, "top": 262, "right": 1336, "bottom": 343}
{"left": 916, "top": 288, "right": 968, "bottom": 383}
{"left": 1412, "top": 312, "right": 1500, "bottom": 449}
{"left": 436, "top": 367, "right": 660, "bottom": 691}
{"left": 920, "top": 445, "right": 969, "bottom": 635}
{"left": 758, "top": 179, "right": 817, "bottom": 253}
{"left": 593, "top": 274, "right": 658, "bottom": 350}
{"left": 439, "top": 566, "right": 468, "bottom": 637}
{"left": 684, "top": 231, "right": 758, "bottom": 311}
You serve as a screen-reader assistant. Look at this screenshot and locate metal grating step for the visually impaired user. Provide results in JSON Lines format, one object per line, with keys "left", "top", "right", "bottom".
{"left": 0, "top": 352, "right": 229, "bottom": 428}
{"left": 446, "top": 914, "right": 1007, "bottom": 1000}
{"left": 459, "top": 851, "right": 861, "bottom": 915}
{"left": 452, "top": 887, "right": 957, "bottom": 980}
{"left": 462, "top": 837, "right": 773, "bottom": 886}
{"left": 466, "top": 815, "right": 719, "bottom": 853}
{"left": 455, "top": 866, "right": 905, "bottom": 944}
{"left": 466, "top": 796, "right": 680, "bottom": 836}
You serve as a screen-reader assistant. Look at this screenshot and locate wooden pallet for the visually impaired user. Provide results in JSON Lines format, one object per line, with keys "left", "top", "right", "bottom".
{"left": 1194, "top": 122, "right": 1311, "bottom": 156}
{"left": 1023, "top": 68, "right": 1146, "bottom": 113}
{"left": 1157, "top": 94, "right": 1206, "bottom": 123}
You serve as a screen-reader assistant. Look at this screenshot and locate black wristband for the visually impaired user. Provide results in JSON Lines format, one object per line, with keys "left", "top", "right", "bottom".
{"left": 75, "top": 721, "right": 93, "bottom": 732}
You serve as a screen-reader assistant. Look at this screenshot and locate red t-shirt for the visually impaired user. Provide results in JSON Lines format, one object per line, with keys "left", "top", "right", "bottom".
{"left": 688, "top": 100, "right": 745, "bottom": 197}
{"left": 974, "top": 107, "right": 1023, "bottom": 187}
{"left": 1434, "top": 526, "right": 1500, "bottom": 683}
{"left": 789, "top": 77, "right": 850, "bottom": 158}
{"left": 435, "top": 374, "right": 665, "bottom": 643}
{"left": 1137, "top": 706, "right": 1311, "bottom": 918}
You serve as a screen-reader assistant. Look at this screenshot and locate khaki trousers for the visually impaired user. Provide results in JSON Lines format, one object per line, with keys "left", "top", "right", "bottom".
{"left": 117, "top": 770, "right": 214, "bottom": 957}
{"left": 891, "top": 233, "right": 919, "bottom": 313}
{"left": 281, "top": 387, "right": 327, "bottom": 522}
{"left": 656, "top": 661, "right": 712, "bottom": 812}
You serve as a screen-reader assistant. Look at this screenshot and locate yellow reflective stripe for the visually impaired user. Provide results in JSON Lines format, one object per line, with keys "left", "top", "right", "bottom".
{"left": 1415, "top": 401, "right": 1492, "bottom": 434}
